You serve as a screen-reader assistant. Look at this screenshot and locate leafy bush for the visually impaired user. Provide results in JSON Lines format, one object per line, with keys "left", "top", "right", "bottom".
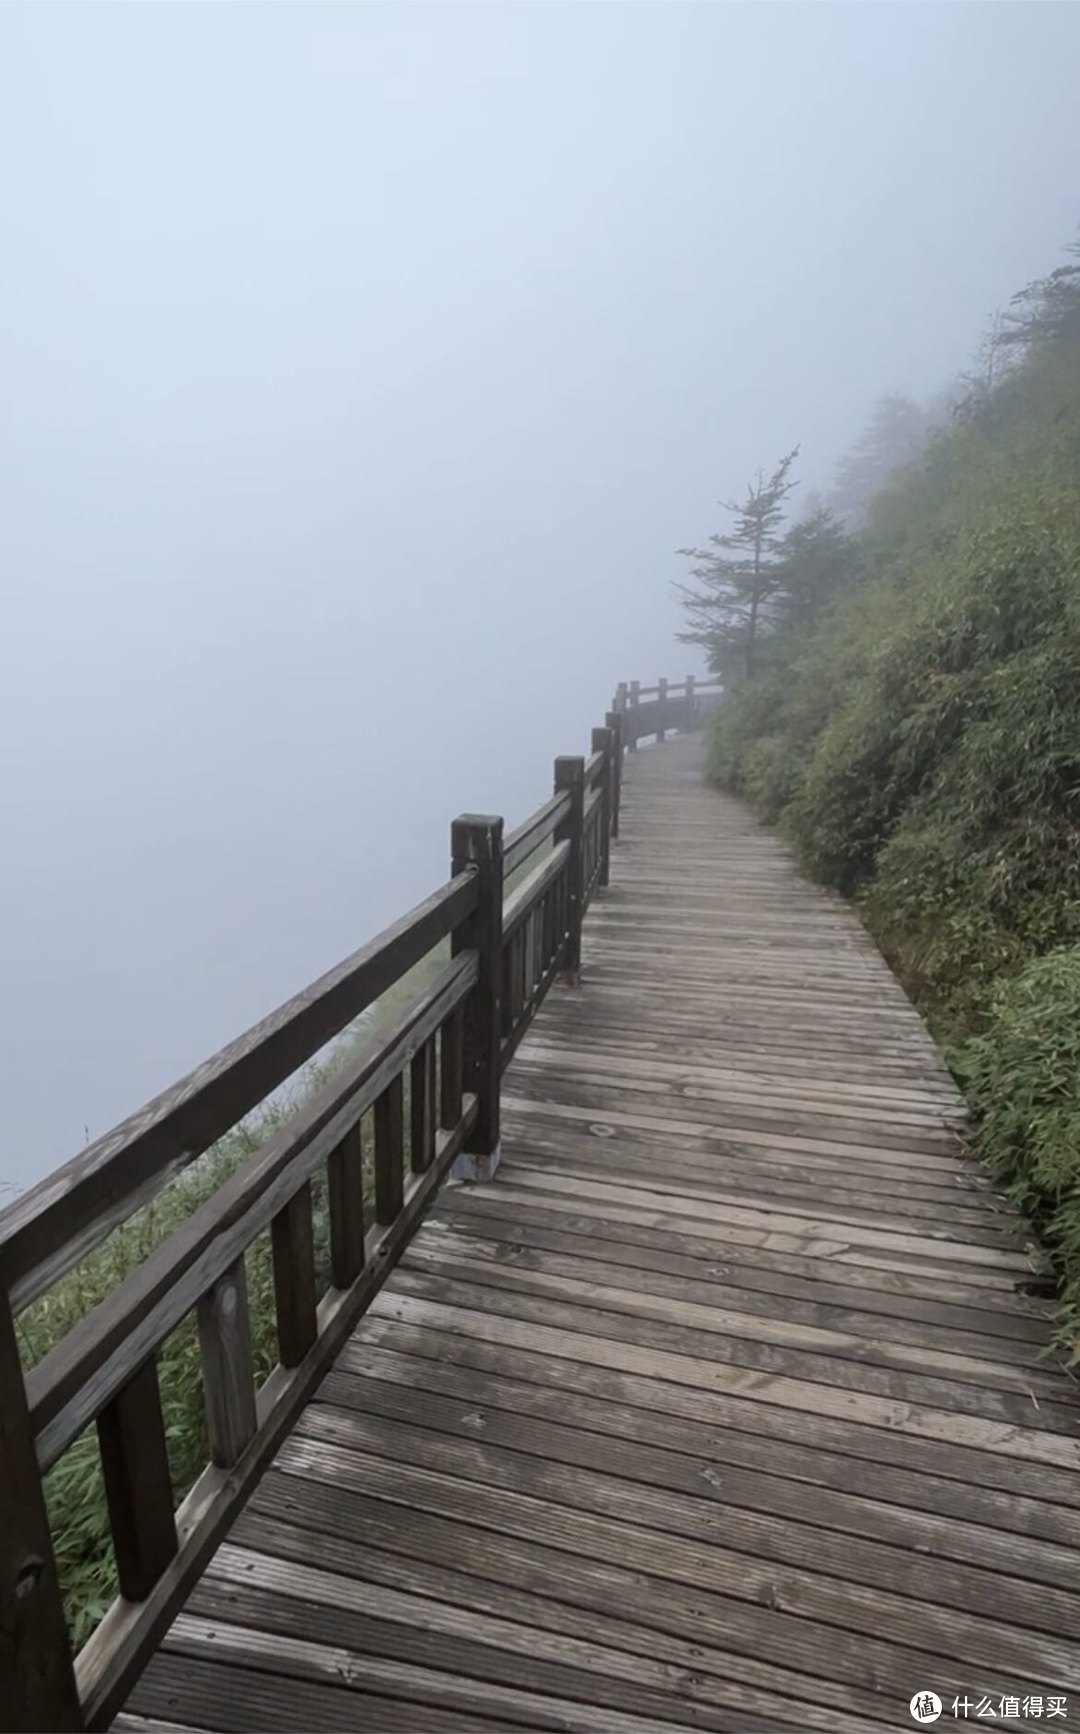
{"left": 952, "top": 950, "right": 1080, "bottom": 1355}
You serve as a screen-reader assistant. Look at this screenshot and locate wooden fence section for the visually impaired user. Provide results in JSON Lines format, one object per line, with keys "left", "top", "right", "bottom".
{"left": 0, "top": 675, "right": 716, "bottom": 1732}
{"left": 121, "top": 732, "right": 1080, "bottom": 1734}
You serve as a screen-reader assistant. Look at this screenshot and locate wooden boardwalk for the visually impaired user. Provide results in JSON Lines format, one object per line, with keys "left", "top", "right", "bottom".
{"left": 119, "top": 734, "right": 1080, "bottom": 1734}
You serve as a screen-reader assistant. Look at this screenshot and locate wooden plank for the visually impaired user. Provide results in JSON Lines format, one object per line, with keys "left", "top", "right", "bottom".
{"left": 286, "top": 1418, "right": 1080, "bottom": 1683}
{"left": 336, "top": 1336, "right": 1080, "bottom": 1550}
{"left": 224, "top": 1509, "right": 900, "bottom": 1732}
{"left": 314, "top": 1371, "right": 1080, "bottom": 1623}
{"left": 238, "top": 1475, "right": 1034, "bottom": 1719}
{"left": 364, "top": 1289, "right": 1080, "bottom": 1469}
{"left": 161, "top": 1612, "right": 709, "bottom": 1733}
{"left": 97, "top": 1358, "right": 178, "bottom": 1602}
{"left": 196, "top": 1258, "right": 257, "bottom": 1467}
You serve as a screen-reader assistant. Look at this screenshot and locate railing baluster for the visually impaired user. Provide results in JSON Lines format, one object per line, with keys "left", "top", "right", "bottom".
{"left": 96, "top": 1357, "right": 177, "bottom": 1602}
{"left": 439, "top": 1001, "right": 464, "bottom": 1129}
{"left": 271, "top": 1182, "right": 317, "bottom": 1367}
{"left": 374, "top": 1075, "right": 405, "bottom": 1225}
{"left": 605, "top": 709, "right": 622, "bottom": 840}
{"left": 628, "top": 678, "right": 640, "bottom": 750}
{"left": 554, "top": 756, "right": 585, "bottom": 986}
{"left": 685, "top": 672, "right": 696, "bottom": 731}
{"left": 410, "top": 1041, "right": 436, "bottom": 1174}
{"left": 657, "top": 675, "right": 668, "bottom": 743}
{"left": 450, "top": 813, "right": 504, "bottom": 1177}
{"left": 326, "top": 1123, "right": 366, "bottom": 1287}
{"left": 197, "top": 1258, "right": 257, "bottom": 1467}
{"left": 591, "top": 725, "right": 613, "bottom": 890}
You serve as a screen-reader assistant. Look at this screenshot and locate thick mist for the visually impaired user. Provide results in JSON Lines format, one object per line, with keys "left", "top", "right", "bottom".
{"left": 3, "top": 2, "right": 1080, "bottom": 1185}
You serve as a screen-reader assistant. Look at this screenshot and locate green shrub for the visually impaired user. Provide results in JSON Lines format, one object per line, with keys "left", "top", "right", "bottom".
{"left": 952, "top": 949, "right": 1080, "bottom": 1356}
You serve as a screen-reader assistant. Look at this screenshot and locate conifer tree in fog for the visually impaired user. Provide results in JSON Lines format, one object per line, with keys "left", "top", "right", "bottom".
{"left": 676, "top": 448, "right": 799, "bottom": 681}
{"left": 828, "top": 393, "right": 933, "bottom": 523}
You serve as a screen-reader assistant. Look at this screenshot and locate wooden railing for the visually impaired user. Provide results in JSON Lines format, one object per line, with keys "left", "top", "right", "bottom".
{"left": 0, "top": 674, "right": 712, "bottom": 1732}
{"left": 612, "top": 673, "right": 723, "bottom": 749}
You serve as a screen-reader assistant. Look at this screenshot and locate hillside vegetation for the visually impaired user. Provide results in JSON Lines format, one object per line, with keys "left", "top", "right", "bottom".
{"left": 691, "top": 241, "right": 1080, "bottom": 1352}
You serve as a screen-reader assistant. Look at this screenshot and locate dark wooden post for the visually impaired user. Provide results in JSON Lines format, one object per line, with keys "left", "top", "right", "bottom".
{"left": 0, "top": 1290, "right": 82, "bottom": 1732}
{"left": 591, "top": 726, "right": 614, "bottom": 889}
{"left": 628, "top": 680, "right": 640, "bottom": 751}
{"left": 605, "top": 709, "right": 623, "bottom": 840}
{"left": 554, "top": 756, "right": 585, "bottom": 986}
{"left": 657, "top": 677, "right": 668, "bottom": 744}
{"left": 450, "top": 814, "right": 504, "bottom": 1181}
{"left": 97, "top": 1359, "right": 178, "bottom": 1603}
{"left": 685, "top": 674, "right": 696, "bottom": 732}
{"left": 615, "top": 681, "right": 628, "bottom": 719}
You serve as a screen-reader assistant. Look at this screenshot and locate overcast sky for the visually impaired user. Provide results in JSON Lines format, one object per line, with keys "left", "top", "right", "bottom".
{"left": 3, "top": 1, "right": 1079, "bottom": 1187}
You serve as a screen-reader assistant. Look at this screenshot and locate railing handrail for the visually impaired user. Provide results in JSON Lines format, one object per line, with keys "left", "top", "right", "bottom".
{"left": 0, "top": 672, "right": 705, "bottom": 1733}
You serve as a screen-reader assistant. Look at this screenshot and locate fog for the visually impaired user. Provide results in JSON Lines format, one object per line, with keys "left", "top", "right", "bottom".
{"left": 3, "top": 1, "right": 1079, "bottom": 1187}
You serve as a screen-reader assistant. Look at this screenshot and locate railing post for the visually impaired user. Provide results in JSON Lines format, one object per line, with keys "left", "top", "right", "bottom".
{"left": 591, "top": 726, "right": 614, "bottom": 889}
{"left": 628, "top": 680, "right": 640, "bottom": 751}
{"left": 685, "top": 673, "right": 696, "bottom": 732}
{"left": 450, "top": 813, "right": 504, "bottom": 1181}
{"left": 554, "top": 756, "right": 585, "bottom": 987}
{"left": 605, "top": 709, "right": 623, "bottom": 840}
{"left": 615, "top": 681, "right": 628, "bottom": 718}
{"left": 657, "top": 676, "right": 668, "bottom": 744}
{"left": 0, "top": 1289, "right": 82, "bottom": 1732}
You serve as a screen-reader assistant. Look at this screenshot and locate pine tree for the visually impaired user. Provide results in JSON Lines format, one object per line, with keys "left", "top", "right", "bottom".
{"left": 773, "top": 505, "right": 859, "bottom": 632}
{"left": 828, "top": 394, "right": 932, "bottom": 523}
{"left": 676, "top": 448, "right": 799, "bottom": 681}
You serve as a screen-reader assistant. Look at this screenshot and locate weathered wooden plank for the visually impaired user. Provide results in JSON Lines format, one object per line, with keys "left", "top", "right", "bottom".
{"left": 316, "top": 1370, "right": 1080, "bottom": 1616}
{"left": 286, "top": 1419, "right": 1080, "bottom": 1684}
{"left": 335, "top": 1337, "right": 1080, "bottom": 1551}
{"left": 225, "top": 1507, "right": 900, "bottom": 1733}
{"left": 364, "top": 1289, "right": 1080, "bottom": 1468}
{"left": 238, "top": 1475, "right": 1039, "bottom": 1719}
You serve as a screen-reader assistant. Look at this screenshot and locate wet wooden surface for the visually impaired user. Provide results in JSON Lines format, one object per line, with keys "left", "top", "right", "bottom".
{"left": 121, "top": 734, "right": 1080, "bottom": 1734}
